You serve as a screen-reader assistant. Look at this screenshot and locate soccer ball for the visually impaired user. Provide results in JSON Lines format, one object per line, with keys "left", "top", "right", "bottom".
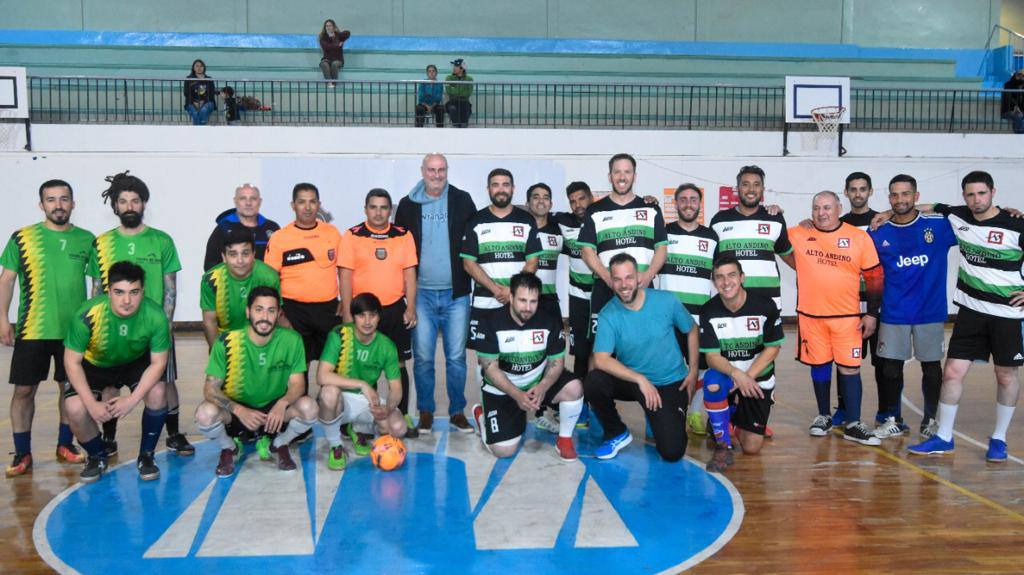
{"left": 370, "top": 435, "right": 407, "bottom": 471}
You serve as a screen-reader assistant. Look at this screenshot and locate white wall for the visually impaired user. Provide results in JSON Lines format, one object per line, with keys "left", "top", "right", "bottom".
{"left": 2, "top": 124, "right": 1022, "bottom": 321}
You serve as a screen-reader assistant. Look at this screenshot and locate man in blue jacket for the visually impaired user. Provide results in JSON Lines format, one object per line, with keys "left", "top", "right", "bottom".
{"left": 203, "top": 184, "right": 280, "bottom": 271}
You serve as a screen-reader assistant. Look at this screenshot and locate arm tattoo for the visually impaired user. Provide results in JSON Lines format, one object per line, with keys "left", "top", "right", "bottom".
{"left": 163, "top": 273, "right": 177, "bottom": 321}
{"left": 205, "top": 375, "right": 234, "bottom": 412}
{"left": 541, "top": 357, "right": 564, "bottom": 381}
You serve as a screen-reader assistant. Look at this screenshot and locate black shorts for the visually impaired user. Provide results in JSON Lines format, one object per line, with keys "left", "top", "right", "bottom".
{"left": 947, "top": 305, "right": 1024, "bottom": 366}
{"left": 480, "top": 371, "right": 577, "bottom": 445}
{"left": 225, "top": 400, "right": 289, "bottom": 438}
{"left": 587, "top": 282, "right": 614, "bottom": 341}
{"left": 283, "top": 298, "right": 341, "bottom": 362}
{"left": 10, "top": 339, "right": 66, "bottom": 385}
{"left": 731, "top": 388, "right": 775, "bottom": 436}
{"left": 468, "top": 306, "right": 498, "bottom": 351}
{"left": 165, "top": 333, "right": 178, "bottom": 384}
{"left": 62, "top": 354, "right": 150, "bottom": 400}
{"left": 568, "top": 296, "right": 590, "bottom": 356}
{"left": 379, "top": 299, "right": 412, "bottom": 361}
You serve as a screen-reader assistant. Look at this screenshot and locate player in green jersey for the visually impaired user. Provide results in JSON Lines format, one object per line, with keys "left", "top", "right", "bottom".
{"left": 62, "top": 261, "right": 170, "bottom": 483}
{"left": 88, "top": 171, "right": 193, "bottom": 457}
{"left": 1, "top": 180, "right": 94, "bottom": 476}
{"left": 317, "top": 293, "right": 407, "bottom": 468}
{"left": 196, "top": 286, "right": 316, "bottom": 477}
{"left": 200, "top": 229, "right": 281, "bottom": 347}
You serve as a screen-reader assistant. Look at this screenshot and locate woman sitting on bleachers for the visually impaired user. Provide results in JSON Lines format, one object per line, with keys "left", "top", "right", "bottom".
{"left": 184, "top": 59, "right": 217, "bottom": 126}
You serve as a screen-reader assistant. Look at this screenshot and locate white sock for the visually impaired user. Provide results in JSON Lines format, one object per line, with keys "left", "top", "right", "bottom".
{"left": 992, "top": 402, "right": 1016, "bottom": 442}
{"left": 320, "top": 414, "right": 344, "bottom": 446}
{"left": 198, "top": 421, "right": 235, "bottom": 450}
{"left": 690, "top": 387, "right": 704, "bottom": 413}
{"left": 272, "top": 417, "right": 314, "bottom": 448}
{"left": 558, "top": 398, "right": 584, "bottom": 437}
{"left": 475, "top": 407, "right": 490, "bottom": 448}
{"left": 936, "top": 402, "right": 959, "bottom": 442}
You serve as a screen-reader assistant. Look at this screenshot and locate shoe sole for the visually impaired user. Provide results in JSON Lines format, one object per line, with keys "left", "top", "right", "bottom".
{"left": 808, "top": 428, "right": 832, "bottom": 437}
{"left": 417, "top": 427, "right": 433, "bottom": 435}
{"left": 986, "top": 456, "right": 1007, "bottom": 462}
{"left": 843, "top": 435, "right": 881, "bottom": 446}
{"left": 80, "top": 474, "right": 102, "bottom": 484}
{"left": 168, "top": 448, "right": 196, "bottom": 456}
{"left": 908, "top": 448, "right": 954, "bottom": 455}
{"left": 556, "top": 450, "right": 578, "bottom": 462}
{"left": 138, "top": 470, "right": 160, "bottom": 481}
{"left": 451, "top": 424, "right": 475, "bottom": 433}
{"left": 596, "top": 435, "right": 632, "bottom": 460}
{"left": 5, "top": 468, "right": 30, "bottom": 477}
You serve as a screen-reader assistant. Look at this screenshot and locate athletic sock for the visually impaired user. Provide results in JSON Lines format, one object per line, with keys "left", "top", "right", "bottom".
{"left": 837, "top": 372, "right": 863, "bottom": 424}
{"left": 13, "top": 431, "right": 30, "bottom": 456}
{"left": 272, "top": 417, "right": 315, "bottom": 448}
{"left": 319, "top": 414, "right": 344, "bottom": 447}
{"left": 102, "top": 418, "right": 118, "bottom": 441}
{"left": 81, "top": 435, "right": 105, "bottom": 459}
{"left": 165, "top": 407, "right": 180, "bottom": 436}
{"left": 57, "top": 423, "right": 73, "bottom": 447}
{"left": 703, "top": 371, "right": 733, "bottom": 448}
{"left": 811, "top": 363, "right": 832, "bottom": 416}
{"left": 936, "top": 401, "right": 959, "bottom": 442}
{"left": 689, "top": 386, "right": 704, "bottom": 413}
{"left": 992, "top": 403, "right": 1016, "bottom": 442}
{"left": 139, "top": 407, "right": 167, "bottom": 453}
{"left": 921, "top": 361, "right": 942, "bottom": 421}
{"left": 557, "top": 398, "right": 584, "bottom": 437}
{"left": 198, "top": 421, "right": 236, "bottom": 450}
{"left": 399, "top": 367, "right": 410, "bottom": 415}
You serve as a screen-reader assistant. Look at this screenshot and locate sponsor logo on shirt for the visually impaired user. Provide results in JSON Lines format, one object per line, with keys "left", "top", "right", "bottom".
{"left": 882, "top": 240, "right": 890, "bottom": 247}
{"left": 513, "top": 226, "right": 524, "bottom": 238}
{"left": 746, "top": 317, "right": 760, "bottom": 331}
{"left": 635, "top": 210, "right": 648, "bottom": 221}
{"left": 547, "top": 236, "right": 558, "bottom": 246}
{"left": 988, "top": 231, "right": 1004, "bottom": 245}
{"left": 504, "top": 336, "right": 515, "bottom": 343}
{"left": 716, "top": 322, "right": 727, "bottom": 329}
{"left": 757, "top": 224, "right": 770, "bottom": 235}
{"left": 531, "top": 330, "right": 545, "bottom": 344}
{"left": 897, "top": 254, "right": 929, "bottom": 268}
{"left": 698, "top": 240, "right": 709, "bottom": 252}
{"left": 602, "top": 216, "right": 614, "bottom": 222}
{"left": 837, "top": 238, "right": 850, "bottom": 248}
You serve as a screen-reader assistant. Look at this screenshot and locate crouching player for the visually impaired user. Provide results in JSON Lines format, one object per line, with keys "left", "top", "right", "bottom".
{"left": 316, "top": 293, "right": 408, "bottom": 470}
{"left": 196, "top": 286, "right": 316, "bottom": 477}
{"left": 700, "top": 257, "right": 784, "bottom": 472}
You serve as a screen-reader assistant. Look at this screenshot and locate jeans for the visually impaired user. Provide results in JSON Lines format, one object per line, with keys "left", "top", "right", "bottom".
{"left": 320, "top": 59, "right": 343, "bottom": 80}
{"left": 413, "top": 288, "right": 471, "bottom": 415}
{"left": 446, "top": 99, "right": 472, "bottom": 128}
{"left": 186, "top": 102, "right": 215, "bottom": 125}
{"left": 415, "top": 103, "right": 445, "bottom": 127}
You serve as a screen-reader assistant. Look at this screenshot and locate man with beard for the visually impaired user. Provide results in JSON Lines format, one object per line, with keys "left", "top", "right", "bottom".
{"left": 200, "top": 230, "right": 281, "bottom": 347}
{"left": 471, "top": 272, "right": 584, "bottom": 460}
{"left": 557, "top": 182, "right": 596, "bottom": 384}
{"left": 585, "top": 254, "right": 698, "bottom": 462}
{"left": 195, "top": 286, "right": 316, "bottom": 477}
{"left": 658, "top": 183, "right": 718, "bottom": 436}
{"left": 87, "top": 172, "right": 192, "bottom": 457}
{"left": 525, "top": 183, "right": 563, "bottom": 321}
{"left": 202, "top": 183, "right": 280, "bottom": 271}
{"left": 1, "top": 180, "right": 94, "bottom": 476}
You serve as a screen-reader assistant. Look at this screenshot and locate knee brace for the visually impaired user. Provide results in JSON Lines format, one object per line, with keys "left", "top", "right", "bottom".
{"left": 702, "top": 369, "right": 734, "bottom": 403}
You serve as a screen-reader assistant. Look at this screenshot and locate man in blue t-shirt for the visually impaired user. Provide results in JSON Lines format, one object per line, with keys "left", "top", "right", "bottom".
{"left": 584, "top": 253, "right": 698, "bottom": 462}
{"left": 869, "top": 174, "right": 958, "bottom": 439}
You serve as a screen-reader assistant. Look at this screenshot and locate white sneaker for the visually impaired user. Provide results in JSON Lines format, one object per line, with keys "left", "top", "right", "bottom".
{"left": 873, "top": 416, "right": 905, "bottom": 439}
{"left": 920, "top": 419, "right": 939, "bottom": 439}
{"left": 535, "top": 415, "right": 559, "bottom": 434}
{"left": 808, "top": 414, "right": 833, "bottom": 437}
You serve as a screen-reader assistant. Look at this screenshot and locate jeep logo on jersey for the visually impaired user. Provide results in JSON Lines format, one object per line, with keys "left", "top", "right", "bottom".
{"left": 513, "top": 226, "right": 524, "bottom": 238}
{"left": 988, "top": 231, "right": 1004, "bottom": 245}
{"left": 635, "top": 210, "right": 648, "bottom": 221}
{"left": 531, "top": 330, "right": 545, "bottom": 344}
{"left": 897, "top": 254, "right": 929, "bottom": 268}
{"left": 375, "top": 247, "right": 387, "bottom": 260}
{"left": 838, "top": 238, "right": 851, "bottom": 248}
{"left": 36, "top": 433, "right": 741, "bottom": 575}
{"left": 746, "top": 318, "right": 760, "bottom": 331}
{"left": 698, "top": 240, "right": 709, "bottom": 252}
{"left": 757, "top": 224, "right": 770, "bottom": 235}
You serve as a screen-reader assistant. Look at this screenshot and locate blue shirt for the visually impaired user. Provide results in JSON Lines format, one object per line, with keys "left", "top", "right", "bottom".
{"left": 418, "top": 82, "right": 443, "bottom": 106}
{"left": 594, "top": 288, "right": 694, "bottom": 386}
{"left": 870, "top": 213, "right": 957, "bottom": 324}
{"left": 418, "top": 185, "right": 451, "bottom": 289}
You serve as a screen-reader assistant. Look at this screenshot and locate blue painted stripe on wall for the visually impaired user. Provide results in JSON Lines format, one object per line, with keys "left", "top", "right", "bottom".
{"left": 0, "top": 28, "right": 988, "bottom": 78}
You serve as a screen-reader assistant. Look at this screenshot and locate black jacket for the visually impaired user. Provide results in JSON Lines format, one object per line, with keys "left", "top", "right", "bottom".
{"left": 394, "top": 184, "right": 477, "bottom": 298}
{"left": 203, "top": 208, "right": 281, "bottom": 271}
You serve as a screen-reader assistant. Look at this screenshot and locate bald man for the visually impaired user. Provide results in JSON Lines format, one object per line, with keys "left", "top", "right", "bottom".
{"left": 204, "top": 184, "right": 281, "bottom": 271}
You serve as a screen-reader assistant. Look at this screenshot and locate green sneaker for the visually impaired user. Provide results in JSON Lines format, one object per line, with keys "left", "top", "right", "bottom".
{"left": 328, "top": 444, "right": 347, "bottom": 471}
{"left": 256, "top": 435, "right": 272, "bottom": 461}
{"left": 687, "top": 412, "right": 708, "bottom": 436}
{"left": 346, "top": 424, "right": 373, "bottom": 457}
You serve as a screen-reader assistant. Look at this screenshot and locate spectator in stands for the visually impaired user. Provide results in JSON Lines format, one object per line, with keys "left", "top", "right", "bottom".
{"left": 415, "top": 65, "right": 445, "bottom": 128}
{"left": 1001, "top": 69, "right": 1024, "bottom": 134}
{"left": 203, "top": 184, "right": 281, "bottom": 271}
{"left": 184, "top": 59, "right": 217, "bottom": 126}
{"left": 445, "top": 59, "right": 473, "bottom": 128}
{"left": 319, "top": 19, "right": 350, "bottom": 88}
{"left": 220, "top": 87, "right": 241, "bottom": 125}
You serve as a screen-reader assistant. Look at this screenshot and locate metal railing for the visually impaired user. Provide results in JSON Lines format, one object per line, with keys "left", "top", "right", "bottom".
{"left": 26, "top": 76, "right": 1024, "bottom": 133}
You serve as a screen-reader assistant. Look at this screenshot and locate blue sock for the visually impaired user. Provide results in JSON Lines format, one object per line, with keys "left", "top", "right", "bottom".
{"left": 13, "top": 431, "right": 31, "bottom": 456}
{"left": 57, "top": 423, "right": 73, "bottom": 447}
{"left": 703, "top": 369, "right": 733, "bottom": 448}
{"left": 82, "top": 435, "right": 105, "bottom": 459}
{"left": 140, "top": 407, "right": 168, "bottom": 454}
{"left": 838, "top": 372, "right": 863, "bottom": 424}
{"left": 811, "top": 363, "right": 832, "bottom": 416}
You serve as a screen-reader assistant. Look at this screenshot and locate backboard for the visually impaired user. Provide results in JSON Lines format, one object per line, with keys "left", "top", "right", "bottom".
{"left": 785, "top": 76, "right": 850, "bottom": 124}
{"left": 0, "top": 67, "right": 29, "bottom": 120}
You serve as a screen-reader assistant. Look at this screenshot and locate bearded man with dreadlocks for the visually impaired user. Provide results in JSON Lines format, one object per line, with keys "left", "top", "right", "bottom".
{"left": 85, "top": 171, "right": 193, "bottom": 459}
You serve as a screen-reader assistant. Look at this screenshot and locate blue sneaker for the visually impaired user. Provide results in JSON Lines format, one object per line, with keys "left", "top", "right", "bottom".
{"left": 907, "top": 435, "right": 955, "bottom": 455}
{"left": 986, "top": 438, "right": 1008, "bottom": 462}
{"left": 831, "top": 408, "right": 847, "bottom": 427}
{"left": 595, "top": 431, "right": 632, "bottom": 460}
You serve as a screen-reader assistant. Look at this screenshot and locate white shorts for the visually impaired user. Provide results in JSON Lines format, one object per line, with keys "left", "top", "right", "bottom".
{"left": 338, "top": 391, "right": 376, "bottom": 428}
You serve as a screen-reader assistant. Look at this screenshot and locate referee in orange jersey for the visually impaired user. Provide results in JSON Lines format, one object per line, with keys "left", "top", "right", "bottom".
{"left": 339, "top": 189, "right": 419, "bottom": 438}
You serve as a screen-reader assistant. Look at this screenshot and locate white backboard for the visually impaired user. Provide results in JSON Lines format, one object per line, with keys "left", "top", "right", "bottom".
{"left": 0, "top": 67, "right": 29, "bottom": 119}
{"left": 785, "top": 76, "right": 850, "bottom": 124}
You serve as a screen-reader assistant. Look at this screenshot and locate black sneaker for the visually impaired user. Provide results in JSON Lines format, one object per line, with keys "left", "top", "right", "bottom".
{"left": 843, "top": 421, "right": 881, "bottom": 446}
{"left": 80, "top": 456, "right": 108, "bottom": 483}
{"left": 165, "top": 433, "right": 195, "bottom": 456}
{"left": 102, "top": 439, "right": 118, "bottom": 458}
{"left": 137, "top": 451, "right": 160, "bottom": 481}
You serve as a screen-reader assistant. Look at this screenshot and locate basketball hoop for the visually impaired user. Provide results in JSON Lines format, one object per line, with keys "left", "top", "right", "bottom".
{"left": 810, "top": 106, "right": 846, "bottom": 139}
{"left": 0, "top": 119, "right": 25, "bottom": 152}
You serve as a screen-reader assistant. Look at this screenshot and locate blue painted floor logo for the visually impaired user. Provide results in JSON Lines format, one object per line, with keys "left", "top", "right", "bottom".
{"left": 35, "top": 426, "right": 742, "bottom": 574}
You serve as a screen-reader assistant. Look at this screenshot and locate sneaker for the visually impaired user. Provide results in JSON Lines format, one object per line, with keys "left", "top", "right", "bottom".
{"left": 831, "top": 408, "right": 847, "bottom": 427}
{"left": 705, "top": 445, "right": 734, "bottom": 473}
{"left": 102, "top": 439, "right": 118, "bottom": 458}
{"left": 328, "top": 444, "right": 348, "bottom": 470}
{"left": 908, "top": 434, "right": 955, "bottom": 455}
{"left": 986, "top": 437, "right": 1008, "bottom": 462}
{"left": 843, "top": 422, "right": 881, "bottom": 446}
{"left": 417, "top": 411, "right": 434, "bottom": 436}
{"left": 256, "top": 435, "right": 272, "bottom": 461}
{"left": 808, "top": 415, "right": 833, "bottom": 437}
{"left": 404, "top": 414, "right": 419, "bottom": 439}
{"left": 137, "top": 451, "right": 160, "bottom": 481}
{"left": 346, "top": 424, "right": 373, "bottom": 457}
{"left": 686, "top": 412, "right": 707, "bottom": 436}
{"left": 5, "top": 453, "right": 32, "bottom": 477}
{"left": 555, "top": 437, "right": 578, "bottom": 462}
{"left": 276, "top": 444, "right": 297, "bottom": 471}
{"left": 55, "top": 444, "right": 85, "bottom": 464}
{"left": 595, "top": 431, "right": 632, "bottom": 460}
{"left": 535, "top": 415, "right": 560, "bottom": 434}
{"left": 80, "top": 456, "right": 108, "bottom": 483}
{"left": 920, "top": 419, "right": 938, "bottom": 439}
{"left": 165, "top": 433, "right": 195, "bottom": 456}
{"left": 450, "top": 413, "right": 474, "bottom": 433}
{"left": 472, "top": 404, "right": 485, "bottom": 437}
{"left": 216, "top": 441, "right": 241, "bottom": 477}
{"left": 873, "top": 416, "right": 906, "bottom": 439}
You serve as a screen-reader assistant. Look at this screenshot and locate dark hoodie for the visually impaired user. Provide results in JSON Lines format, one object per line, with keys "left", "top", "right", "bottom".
{"left": 203, "top": 208, "right": 281, "bottom": 271}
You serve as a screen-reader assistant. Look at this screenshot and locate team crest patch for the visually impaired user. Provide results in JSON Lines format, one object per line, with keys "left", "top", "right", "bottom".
{"left": 531, "top": 330, "right": 545, "bottom": 344}
{"left": 328, "top": 249, "right": 336, "bottom": 260}
{"left": 837, "top": 238, "right": 851, "bottom": 248}
{"left": 746, "top": 318, "right": 760, "bottom": 331}
{"left": 698, "top": 240, "right": 709, "bottom": 252}
{"left": 513, "top": 225, "right": 524, "bottom": 238}
{"left": 852, "top": 348, "right": 862, "bottom": 358}
{"left": 635, "top": 210, "right": 648, "bottom": 221}
{"left": 375, "top": 247, "right": 388, "bottom": 260}
{"left": 547, "top": 236, "right": 558, "bottom": 246}
{"left": 924, "top": 229, "right": 934, "bottom": 244}
{"left": 988, "top": 231, "right": 1004, "bottom": 245}
{"left": 757, "top": 224, "right": 770, "bottom": 235}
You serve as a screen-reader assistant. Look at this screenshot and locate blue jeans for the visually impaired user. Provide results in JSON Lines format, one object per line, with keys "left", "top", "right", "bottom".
{"left": 186, "top": 102, "right": 215, "bottom": 125}
{"left": 413, "top": 288, "right": 470, "bottom": 415}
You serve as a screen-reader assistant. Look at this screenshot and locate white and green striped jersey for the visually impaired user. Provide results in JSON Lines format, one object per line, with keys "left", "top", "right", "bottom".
{"left": 475, "top": 306, "right": 566, "bottom": 395}
{"left": 578, "top": 195, "right": 667, "bottom": 272}
{"left": 699, "top": 292, "right": 785, "bottom": 390}
{"left": 659, "top": 222, "right": 718, "bottom": 325}
{"left": 534, "top": 220, "right": 562, "bottom": 298}
{"left": 710, "top": 206, "right": 793, "bottom": 310}
{"left": 556, "top": 212, "right": 593, "bottom": 301}
{"left": 460, "top": 207, "right": 542, "bottom": 310}
{"left": 935, "top": 204, "right": 1024, "bottom": 319}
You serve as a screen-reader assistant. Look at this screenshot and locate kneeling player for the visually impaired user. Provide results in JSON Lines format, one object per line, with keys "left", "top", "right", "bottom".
{"left": 699, "top": 258, "right": 784, "bottom": 472}
{"left": 317, "top": 293, "right": 407, "bottom": 470}
{"left": 471, "top": 272, "right": 584, "bottom": 461}
{"left": 62, "top": 261, "right": 170, "bottom": 483}
{"left": 196, "top": 286, "right": 316, "bottom": 477}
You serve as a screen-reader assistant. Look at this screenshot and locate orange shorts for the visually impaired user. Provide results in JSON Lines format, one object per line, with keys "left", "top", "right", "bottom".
{"left": 797, "top": 315, "right": 864, "bottom": 368}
